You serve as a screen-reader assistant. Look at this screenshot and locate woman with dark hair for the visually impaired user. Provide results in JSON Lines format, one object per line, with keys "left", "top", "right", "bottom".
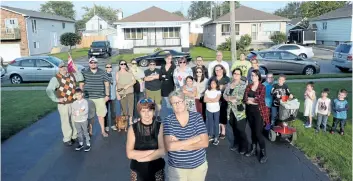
{"left": 126, "top": 98, "right": 165, "bottom": 181}
{"left": 194, "top": 67, "right": 208, "bottom": 118}
{"left": 173, "top": 57, "right": 193, "bottom": 90}
{"left": 116, "top": 60, "right": 136, "bottom": 124}
{"left": 212, "top": 64, "right": 230, "bottom": 139}
{"left": 159, "top": 54, "right": 176, "bottom": 120}
{"left": 243, "top": 69, "right": 269, "bottom": 164}
{"left": 223, "top": 68, "right": 248, "bottom": 154}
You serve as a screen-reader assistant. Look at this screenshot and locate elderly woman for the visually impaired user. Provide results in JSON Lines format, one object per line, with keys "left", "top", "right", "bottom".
{"left": 126, "top": 98, "right": 165, "bottom": 181}
{"left": 164, "top": 90, "right": 209, "bottom": 181}
{"left": 223, "top": 68, "right": 248, "bottom": 154}
{"left": 243, "top": 69, "right": 269, "bottom": 164}
{"left": 173, "top": 57, "right": 193, "bottom": 90}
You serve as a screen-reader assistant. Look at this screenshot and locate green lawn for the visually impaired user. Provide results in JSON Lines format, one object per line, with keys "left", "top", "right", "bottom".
{"left": 51, "top": 48, "right": 89, "bottom": 61}
{"left": 1, "top": 91, "right": 57, "bottom": 141}
{"left": 287, "top": 81, "right": 352, "bottom": 181}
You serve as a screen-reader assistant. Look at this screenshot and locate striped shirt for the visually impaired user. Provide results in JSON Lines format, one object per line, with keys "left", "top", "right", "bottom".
{"left": 82, "top": 68, "right": 111, "bottom": 99}
{"left": 163, "top": 111, "right": 207, "bottom": 169}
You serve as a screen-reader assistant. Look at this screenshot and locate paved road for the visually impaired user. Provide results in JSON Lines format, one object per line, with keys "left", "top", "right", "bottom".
{"left": 2, "top": 110, "right": 329, "bottom": 181}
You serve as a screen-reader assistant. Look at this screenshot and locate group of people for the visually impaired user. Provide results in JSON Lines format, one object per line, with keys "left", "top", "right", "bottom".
{"left": 46, "top": 51, "right": 349, "bottom": 181}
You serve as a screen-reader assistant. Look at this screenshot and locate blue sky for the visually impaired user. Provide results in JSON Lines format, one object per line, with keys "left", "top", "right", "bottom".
{"left": 1, "top": 1, "right": 289, "bottom": 20}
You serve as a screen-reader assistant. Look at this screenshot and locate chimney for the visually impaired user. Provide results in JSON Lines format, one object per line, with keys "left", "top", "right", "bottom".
{"left": 117, "top": 8, "right": 123, "bottom": 20}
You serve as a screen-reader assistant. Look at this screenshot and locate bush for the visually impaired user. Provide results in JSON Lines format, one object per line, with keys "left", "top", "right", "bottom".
{"left": 154, "top": 47, "right": 163, "bottom": 52}
{"left": 217, "top": 38, "right": 231, "bottom": 51}
{"left": 60, "top": 32, "right": 82, "bottom": 51}
{"left": 270, "top": 32, "right": 287, "bottom": 45}
{"left": 217, "top": 34, "right": 252, "bottom": 51}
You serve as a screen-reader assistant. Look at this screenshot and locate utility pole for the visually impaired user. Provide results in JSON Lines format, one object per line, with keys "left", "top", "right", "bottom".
{"left": 230, "top": 1, "right": 236, "bottom": 63}
{"left": 210, "top": 2, "right": 212, "bottom": 19}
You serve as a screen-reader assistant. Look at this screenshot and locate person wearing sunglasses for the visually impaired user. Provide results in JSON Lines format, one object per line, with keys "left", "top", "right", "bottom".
{"left": 194, "top": 66, "right": 208, "bottom": 120}
{"left": 192, "top": 56, "right": 208, "bottom": 79}
{"left": 130, "top": 59, "right": 146, "bottom": 119}
{"left": 104, "top": 63, "right": 118, "bottom": 132}
{"left": 159, "top": 54, "right": 176, "bottom": 120}
{"left": 126, "top": 98, "right": 166, "bottom": 181}
{"left": 116, "top": 60, "right": 136, "bottom": 125}
{"left": 207, "top": 51, "right": 230, "bottom": 78}
{"left": 164, "top": 90, "right": 209, "bottom": 181}
{"left": 144, "top": 60, "right": 162, "bottom": 116}
{"left": 173, "top": 57, "right": 193, "bottom": 90}
{"left": 80, "top": 57, "right": 111, "bottom": 138}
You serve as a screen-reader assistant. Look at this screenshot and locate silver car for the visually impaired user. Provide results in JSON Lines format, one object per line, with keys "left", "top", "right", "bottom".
{"left": 332, "top": 43, "right": 352, "bottom": 72}
{"left": 247, "top": 50, "right": 320, "bottom": 75}
{"left": 6, "top": 56, "right": 84, "bottom": 84}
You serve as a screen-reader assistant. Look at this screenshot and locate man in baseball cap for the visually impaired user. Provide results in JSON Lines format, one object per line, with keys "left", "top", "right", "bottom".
{"left": 89, "top": 57, "right": 98, "bottom": 63}
{"left": 58, "top": 62, "right": 67, "bottom": 68}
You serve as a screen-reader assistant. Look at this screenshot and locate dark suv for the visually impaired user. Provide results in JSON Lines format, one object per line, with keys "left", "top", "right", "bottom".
{"left": 88, "top": 41, "right": 112, "bottom": 58}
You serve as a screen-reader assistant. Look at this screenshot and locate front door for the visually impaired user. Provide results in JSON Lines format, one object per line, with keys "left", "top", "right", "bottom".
{"left": 251, "top": 24, "right": 258, "bottom": 41}
{"left": 148, "top": 28, "right": 156, "bottom": 46}
{"left": 50, "top": 32, "right": 58, "bottom": 47}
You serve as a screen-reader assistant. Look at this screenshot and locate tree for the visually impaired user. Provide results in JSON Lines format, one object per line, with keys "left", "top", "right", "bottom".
{"left": 40, "top": 1, "right": 75, "bottom": 20}
{"left": 60, "top": 33, "right": 82, "bottom": 51}
{"left": 82, "top": 5, "right": 119, "bottom": 23}
{"left": 270, "top": 32, "right": 287, "bottom": 45}
{"left": 300, "top": 1, "right": 349, "bottom": 19}
{"left": 188, "top": 1, "right": 212, "bottom": 20}
{"left": 274, "top": 2, "right": 302, "bottom": 19}
{"left": 238, "top": 34, "right": 252, "bottom": 50}
{"left": 75, "top": 19, "right": 86, "bottom": 32}
{"left": 172, "top": 11, "right": 184, "bottom": 17}
{"left": 213, "top": 1, "right": 240, "bottom": 19}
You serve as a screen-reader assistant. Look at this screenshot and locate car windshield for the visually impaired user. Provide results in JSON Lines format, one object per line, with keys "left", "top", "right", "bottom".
{"left": 91, "top": 42, "right": 106, "bottom": 47}
{"left": 47, "top": 56, "right": 63, "bottom": 66}
{"left": 335, "top": 44, "right": 352, "bottom": 54}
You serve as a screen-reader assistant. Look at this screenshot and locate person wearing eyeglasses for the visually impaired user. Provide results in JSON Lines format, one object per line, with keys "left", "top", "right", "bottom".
{"left": 159, "top": 54, "right": 176, "bottom": 120}
{"left": 207, "top": 51, "right": 230, "bottom": 78}
{"left": 144, "top": 60, "right": 162, "bottom": 116}
{"left": 116, "top": 60, "right": 136, "bottom": 125}
{"left": 104, "top": 63, "right": 117, "bottom": 132}
{"left": 173, "top": 57, "right": 193, "bottom": 90}
{"left": 194, "top": 66, "right": 208, "bottom": 120}
{"left": 192, "top": 56, "right": 208, "bottom": 79}
{"left": 80, "top": 57, "right": 111, "bottom": 138}
{"left": 130, "top": 59, "right": 146, "bottom": 119}
{"left": 164, "top": 90, "right": 209, "bottom": 181}
{"left": 126, "top": 98, "right": 166, "bottom": 181}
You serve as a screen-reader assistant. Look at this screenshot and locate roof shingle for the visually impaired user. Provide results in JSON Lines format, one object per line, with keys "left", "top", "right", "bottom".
{"left": 310, "top": 4, "right": 352, "bottom": 21}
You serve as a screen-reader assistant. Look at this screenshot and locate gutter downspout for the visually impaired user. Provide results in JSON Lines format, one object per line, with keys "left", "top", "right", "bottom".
{"left": 25, "top": 16, "right": 31, "bottom": 56}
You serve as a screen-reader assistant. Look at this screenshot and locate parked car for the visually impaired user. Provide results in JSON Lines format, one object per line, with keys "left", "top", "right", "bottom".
{"left": 332, "top": 43, "right": 352, "bottom": 72}
{"left": 6, "top": 56, "right": 84, "bottom": 84}
{"left": 88, "top": 41, "right": 112, "bottom": 58}
{"left": 134, "top": 50, "right": 192, "bottom": 67}
{"left": 268, "top": 44, "right": 314, "bottom": 59}
{"left": 247, "top": 50, "right": 320, "bottom": 75}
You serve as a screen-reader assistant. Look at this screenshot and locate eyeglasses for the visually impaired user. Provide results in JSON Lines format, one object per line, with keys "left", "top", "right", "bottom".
{"left": 139, "top": 98, "right": 154, "bottom": 104}
{"left": 171, "top": 100, "right": 184, "bottom": 106}
{"left": 89, "top": 62, "right": 97, "bottom": 64}
{"left": 179, "top": 61, "right": 186, "bottom": 64}
{"left": 131, "top": 62, "right": 137, "bottom": 65}
{"left": 196, "top": 71, "right": 202, "bottom": 73}
{"left": 120, "top": 63, "right": 127, "bottom": 66}
{"left": 149, "top": 63, "right": 156, "bottom": 66}
{"left": 106, "top": 66, "right": 112, "bottom": 68}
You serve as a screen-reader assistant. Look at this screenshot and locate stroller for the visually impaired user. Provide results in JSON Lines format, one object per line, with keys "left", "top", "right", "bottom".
{"left": 268, "top": 97, "right": 300, "bottom": 143}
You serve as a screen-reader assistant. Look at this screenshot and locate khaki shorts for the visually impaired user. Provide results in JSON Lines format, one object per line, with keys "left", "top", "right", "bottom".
{"left": 88, "top": 98, "right": 107, "bottom": 118}
{"left": 145, "top": 89, "right": 162, "bottom": 105}
{"left": 167, "top": 161, "right": 208, "bottom": 181}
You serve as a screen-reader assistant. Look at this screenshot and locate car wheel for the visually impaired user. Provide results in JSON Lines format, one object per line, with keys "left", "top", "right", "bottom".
{"left": 338, "top": 67, "right": 350, "bottom": 72}
{"left": 139, "top": 59, "right": 149, "bottom": 67}
{"left": 299, "top": 53, "right": 307, "bottom": 59}
{"left": 289, "top": 132, "right": 297, "bottom": 144}
{"left": 10, "top": 74, "right": 22, "bottom": 84}
{"left": 303, "top": 66, "right": 315, "bottom": 75}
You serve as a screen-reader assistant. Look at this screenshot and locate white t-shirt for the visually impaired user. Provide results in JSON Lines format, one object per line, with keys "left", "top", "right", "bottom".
{"left": 205, "top": 89, "right": 221, "bottom": 112}
{"left": 207, "top": 60, "right": 230, "bottom": 78}
{"left": 315, "top": 98, "right": 331, "bottom": 115}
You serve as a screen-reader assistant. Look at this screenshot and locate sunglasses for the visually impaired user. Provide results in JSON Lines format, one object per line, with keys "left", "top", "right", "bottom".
{"left": 179, "top": 61, "right": 186, "bottom": 64}
{"left": 139, "top": 98, "right": 154, "bottom": 104}
{"left": 120, "top": 63, "right": 127, "bottom": 66}
{"left": 131, "top": 62, "right": 137, "bottom": 65}
{"left": 106, "top": 66, "right": 112, "bottom": 68}
{"left": 89, "top": 62, "right": 97, "bottom": 64}
{"left": 196, "top": 71, "right": 203, "bottom": 73}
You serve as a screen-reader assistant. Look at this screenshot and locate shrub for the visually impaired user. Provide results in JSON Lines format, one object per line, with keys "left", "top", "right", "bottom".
{"left": 154, "top": 47, "right": 163, "bottom": 52}
{"left": 217, "top": 34, "right": 252, "bottom": 51}
{"left": 60, "top": 32, "right": 82, "bottom": 51}
{"left": 217, "top": 38, "right": 231, "bottom": 51}
{"left": 270, "top": 32, "right": 287, "bottom": 45}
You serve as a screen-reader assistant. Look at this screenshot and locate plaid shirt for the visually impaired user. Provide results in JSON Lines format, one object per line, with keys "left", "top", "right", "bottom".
{"left": 243, "top": 83, "right": 270, "bottom": 125}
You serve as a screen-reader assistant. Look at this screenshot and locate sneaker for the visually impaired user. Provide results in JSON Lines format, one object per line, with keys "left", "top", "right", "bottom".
{"left": 75, "top": 144, "right": 84, "bottom": 151}
{"left": 111, "top": 126, "right": 117, "bottom": 131}
{"left": 340, "top": 131, "right": 344, "bottom": 136}
{"left": 304, "top": 124, "right": 312, "bottom": 128}
{"left": 213, "top": 139, "right": 219, "bottom": 145}
{"left": 64, "top": 140, "right": 73, "bottom": 146}
{"left": 84, "top": 145, "right": 91, "bottom": 152}
{"left": 208, "top": 136, "right": 214, "bottom": 142}
{"left": 219, "top": 134, "right": 225, "bottom": 139}
{"left": 105, "top": 127, "right": 109, "bottom": 132}
{"left": 230, "top": 147, "right": 238, "bottom": 152}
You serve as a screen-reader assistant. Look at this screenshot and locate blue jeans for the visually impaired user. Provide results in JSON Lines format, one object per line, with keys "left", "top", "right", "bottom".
{"left": 206, "top": 110, "right": 220, "bottom": 138}
{"left": 271, "top": 106, "right": 279, "bottom": 125}
{"left": 316, "top": 113, "right": 328, "bottom": 131}
{"left": 331, "top": 118, "right": 346, "bottom": 132}
{"left": 161, "top": 97, "right": 173, "bottom": 122}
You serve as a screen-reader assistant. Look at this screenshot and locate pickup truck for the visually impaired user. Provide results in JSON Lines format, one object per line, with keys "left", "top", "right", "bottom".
{"left": 88, "top": 41, "right": 112, "bottom": 58}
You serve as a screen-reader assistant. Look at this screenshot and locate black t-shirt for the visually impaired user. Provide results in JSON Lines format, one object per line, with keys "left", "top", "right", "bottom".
{"left": 144, "top": 69, "right": 161, "bottom": 91}
{"left": 159, "top": 64, "right": 176, "bottom": 97}
{"left": 271, "top": 83, "right": 290, "bottom": 107}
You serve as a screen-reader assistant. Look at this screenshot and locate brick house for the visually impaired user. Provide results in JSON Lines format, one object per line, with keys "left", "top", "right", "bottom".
{"left": 0, "top": 6, "right": 75, "bottom": 63}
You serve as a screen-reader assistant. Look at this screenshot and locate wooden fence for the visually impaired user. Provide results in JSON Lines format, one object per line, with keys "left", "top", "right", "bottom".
{"left": 189, "top": 33, "right": 203, "bottom": 46}
{"left": 77, "top": 35, "right": 107, "bottom": 48}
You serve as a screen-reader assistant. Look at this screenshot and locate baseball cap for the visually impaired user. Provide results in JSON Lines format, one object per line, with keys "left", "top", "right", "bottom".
{"left": 58, "top": 62, "right": 67, "bottom": 68}
{"left": 89, "top": 57, "right": 98, "bottom": 63}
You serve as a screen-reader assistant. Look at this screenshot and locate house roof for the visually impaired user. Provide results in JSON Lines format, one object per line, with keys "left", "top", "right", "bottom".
{"left": 288, "top": 18, "right": 303, "bottom": 25}
{"left": 115, "top": 6, "right": 189, "bottom": 23}
{"left": 1, "top": 5, "right": 75, "bottom": 22}
{"left": 203, "top": 5, "right": 289, "bottom": 26}
{"left": 310, "top": 4, "right": 352, "bottom": 21}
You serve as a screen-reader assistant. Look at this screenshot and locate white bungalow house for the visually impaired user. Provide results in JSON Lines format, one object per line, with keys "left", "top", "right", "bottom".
{"left": 83, "top": 14, "right": 120, "bottom": 36}
{"left": 309, "top": 4, "right": 352, "bottom": 46}
{"left": 113, "top": 6, "right": 190, "bottom": 54}
{"left": 202, "top": 5, "right": 289, "bottom": 50}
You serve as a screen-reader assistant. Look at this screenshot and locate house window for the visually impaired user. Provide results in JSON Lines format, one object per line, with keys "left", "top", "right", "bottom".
{"left": 163, "top": 27, "right": 180, "bottom": 38}
{"left": 124, "top": 28, "right": 143, "bottom": 40}
{"left": 322, "top": 22, "right": 327, "bottom": 30}
{"left": 62, "top": 23, "right": 65, "bottom": 29}
{"left": 31, "top": 19, "right": 37, "bottom": 33}
{"left": 10, "top": 19, "right": 15, "bottom": 24}
{"left": 34, "top": 42, "right": 39, "bottom": 49}
{"left": 262, "top": 23, "right": 280, "bottom": 36}
{"left": 100, "top": 24, "right": 103, "bottom": 30}
{"left": 221, "top": 24, "right": 239, "bottom": 36}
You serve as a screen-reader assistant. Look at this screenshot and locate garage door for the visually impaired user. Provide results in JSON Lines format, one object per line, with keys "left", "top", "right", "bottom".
{"left": 0, "top": 44, "right": 21, "bottom": 63}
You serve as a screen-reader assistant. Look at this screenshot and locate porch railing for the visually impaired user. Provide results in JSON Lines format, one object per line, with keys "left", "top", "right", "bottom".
{"left": 133, "top": 38, "right": 181, "bottom": 47}
{"left": 1, "top": 28, "right": 21, "bottom": 40}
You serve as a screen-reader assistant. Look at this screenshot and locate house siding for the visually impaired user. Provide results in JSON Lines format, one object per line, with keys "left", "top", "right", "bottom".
{"left": 311, "top": 18, "right": 352, "bottom": 46}
{"left": 203, "top": 24, "right": 217, "bottom": 50}
{"left": 190, "top": 17, "right": 212, "bottom": 33}
{"left": 0, "top": 9, "right": 29, "bottom": 57}
{"left": 26, "top": 18, "right": 75, "bottom": 55}
{"left": 86, "top": 15, "right": 109, "bottom": 31}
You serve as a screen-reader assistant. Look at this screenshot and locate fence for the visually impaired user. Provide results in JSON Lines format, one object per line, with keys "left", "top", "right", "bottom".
{"left": 77, "top": 35, "right": 107, "bottom": 48}
{"left": 189, "top": 33, "right": 203, "bottom": 46}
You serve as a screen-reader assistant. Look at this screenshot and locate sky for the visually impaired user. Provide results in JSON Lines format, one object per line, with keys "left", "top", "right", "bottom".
{"left": 1, "top": 1, "right": 289, "bottom": 20}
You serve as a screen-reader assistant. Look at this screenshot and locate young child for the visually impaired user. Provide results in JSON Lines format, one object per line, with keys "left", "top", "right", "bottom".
{"left": 270, "top": 74, "right": 293, "bottom": 126}
{"left": 304, "top": 81, "right": 316, "bottom": 128}
{"left": 71, "top": 88, "right": 91, "bottom": 152}
{"left": 182, "top": 76, "right": 197, "bottom": 112}
{"left": 263, "top": 73, "right": 274, "bottom": 121}
{"left": 315, "top": 88, "right": 331, "bottom": 133}
{"left": 204, "top": 77, "right": 222, "bottom": 145}
{"left": 330, "top": 89, "right": 349, "bottom": 135}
